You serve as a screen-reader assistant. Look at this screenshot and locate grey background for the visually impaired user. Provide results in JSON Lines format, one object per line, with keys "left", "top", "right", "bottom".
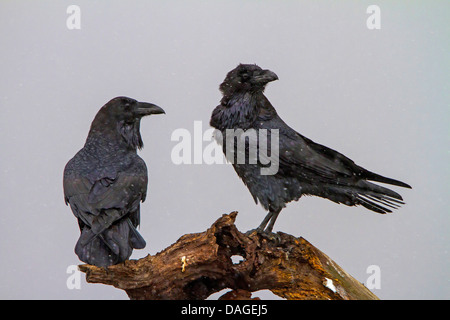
{"left": 0, "top": 1, "right": 448, "bottom": 299}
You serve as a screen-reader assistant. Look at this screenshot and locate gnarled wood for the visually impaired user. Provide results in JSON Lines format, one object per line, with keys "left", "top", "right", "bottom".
{"left": 79, "top": 212, "right": 378, "bottom": 300}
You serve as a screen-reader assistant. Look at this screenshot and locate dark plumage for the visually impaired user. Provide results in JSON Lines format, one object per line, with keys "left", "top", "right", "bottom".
{"left": 64, "top": 96, "right": 165, "bottom": 267}
{"left": 210, "top": 64, "right": 411, "bottom": 233}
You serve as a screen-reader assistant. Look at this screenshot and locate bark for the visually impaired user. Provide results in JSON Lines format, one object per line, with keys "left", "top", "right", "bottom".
{"left": 79, "top": 211, "right": 379, "bottom": 300}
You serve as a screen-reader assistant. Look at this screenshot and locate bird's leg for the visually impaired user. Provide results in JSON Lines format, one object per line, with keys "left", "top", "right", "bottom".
{"left": 245, "top": 211, "right": 273, "bottom": 236}
{"left": 246, "top": 209, "right": 282, "bottom": 243}
{"left": 256, "top": 211, "right": 273, "bottom": 232}
{"left": 265, "top": 209, "right": 281, "bottom": 233}
{"left": 258, "top": 209, "right": 282, "bottom": 243}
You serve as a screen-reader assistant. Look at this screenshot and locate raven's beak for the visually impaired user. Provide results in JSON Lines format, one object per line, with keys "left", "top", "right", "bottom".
{"left": 253, "top": 69, "right": 279, "bottom": 84}
{"left": 136, "top": 102, "right": 165, "bottom": 116}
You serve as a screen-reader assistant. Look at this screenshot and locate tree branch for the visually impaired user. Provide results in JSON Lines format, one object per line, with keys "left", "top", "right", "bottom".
{"left": 79, "top": 212, "right": 378, "bottom": 300}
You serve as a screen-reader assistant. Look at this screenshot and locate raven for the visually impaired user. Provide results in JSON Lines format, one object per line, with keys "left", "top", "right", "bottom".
{"left": 210, "top": 64, "right": 411, "bottom": 234}
{"left": 64, "top": 96, "right": 165, "bottom": 267}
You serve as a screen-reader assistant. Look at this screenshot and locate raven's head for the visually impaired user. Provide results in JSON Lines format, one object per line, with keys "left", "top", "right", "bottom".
{"left": 219, "top": 64, "right": 278, "bottom": 98}
{"left": 105, "top": 96, "right": 165, "bottom": 121}
{"left": 90, "top": 96, "right": 165, "bottom": 150}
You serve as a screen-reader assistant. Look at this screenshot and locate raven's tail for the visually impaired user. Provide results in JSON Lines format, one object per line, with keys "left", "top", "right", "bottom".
{"left": 325, "top": 177, "right": 411, "bottom": 214}
{"left": 352, "top": 180, "right": 406, "bottom": 213}
{"left": 360, "top": 169, "right": 412, "bottom": 189}
{"left": 75, "top": 217, "right": 146, "bottom": 267}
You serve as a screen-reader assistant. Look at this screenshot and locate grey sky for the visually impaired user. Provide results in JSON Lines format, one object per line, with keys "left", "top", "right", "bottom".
{"left": 0, "top": 1, "right": 448, "bottom": 299}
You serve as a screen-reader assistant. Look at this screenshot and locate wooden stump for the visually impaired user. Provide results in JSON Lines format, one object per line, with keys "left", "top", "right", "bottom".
{"left": 79, "top": 211, "right": 378, "bottom": 300}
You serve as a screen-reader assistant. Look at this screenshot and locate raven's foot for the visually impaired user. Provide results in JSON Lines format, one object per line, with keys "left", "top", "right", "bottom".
{"left": 245, "top": 228, "right": 281, "bottom": 243}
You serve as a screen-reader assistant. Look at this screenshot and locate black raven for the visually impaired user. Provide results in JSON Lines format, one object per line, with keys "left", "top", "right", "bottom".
{"left": 64, "top": 96, "right": 165, "bottom": 267}
{"left": 210, "top": 64, "right": 411, "bottom": 234}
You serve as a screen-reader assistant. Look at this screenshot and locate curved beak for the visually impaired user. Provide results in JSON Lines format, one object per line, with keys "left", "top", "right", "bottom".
{"left": 135, "top": 102, "right": 165, "bottom": 116}
{"left": 252, "top": 69, "right": 279, "bottom": 84}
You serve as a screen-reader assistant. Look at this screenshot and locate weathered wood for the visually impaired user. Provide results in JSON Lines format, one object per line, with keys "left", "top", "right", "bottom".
{"left": 79, "top": 212, "right": 378, "bottom": 300}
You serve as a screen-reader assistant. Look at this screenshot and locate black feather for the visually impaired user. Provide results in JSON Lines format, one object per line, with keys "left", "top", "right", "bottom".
{"left": 210, "top": 64, "right": 411, "bottom": 232}
{"left": 64, "top": 97, "right": 163, "bottom": 267}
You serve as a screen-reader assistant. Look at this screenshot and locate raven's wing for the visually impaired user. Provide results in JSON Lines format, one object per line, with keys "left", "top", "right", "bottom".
{"left": 65, "top": 171, "right": 147, "bottom": 223}
{"left": 63, "top": 150, "right": 149, "bottom": 266}
{"left": 257, "top": 115, "right": 410, "bottom": 213}
{"left": 261, "top": 115, "right": 410, "bottom": 187}
{"left": 279, "top": 132, "right": 361, "bottom": 183}
{"left": 256, "top": 116, "right": 358, "bottom": 182}
{"left": 63, "top": 152, "right": 148, "bottom": 242}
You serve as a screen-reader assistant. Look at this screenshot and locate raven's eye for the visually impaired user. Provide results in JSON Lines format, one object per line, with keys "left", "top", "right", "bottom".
{"left": 240, "top": 73, "right": 250, "bottom": 81}
{"left": 123, "top": 103, "right": 131, "bottom": 111}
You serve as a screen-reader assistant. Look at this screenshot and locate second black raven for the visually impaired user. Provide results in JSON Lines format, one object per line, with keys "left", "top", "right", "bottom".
{"left": 210, "top": 64, "right": 411, "bottom": 234}
{"left": 64, "top": 96, "right": 165, "bottom": 267}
